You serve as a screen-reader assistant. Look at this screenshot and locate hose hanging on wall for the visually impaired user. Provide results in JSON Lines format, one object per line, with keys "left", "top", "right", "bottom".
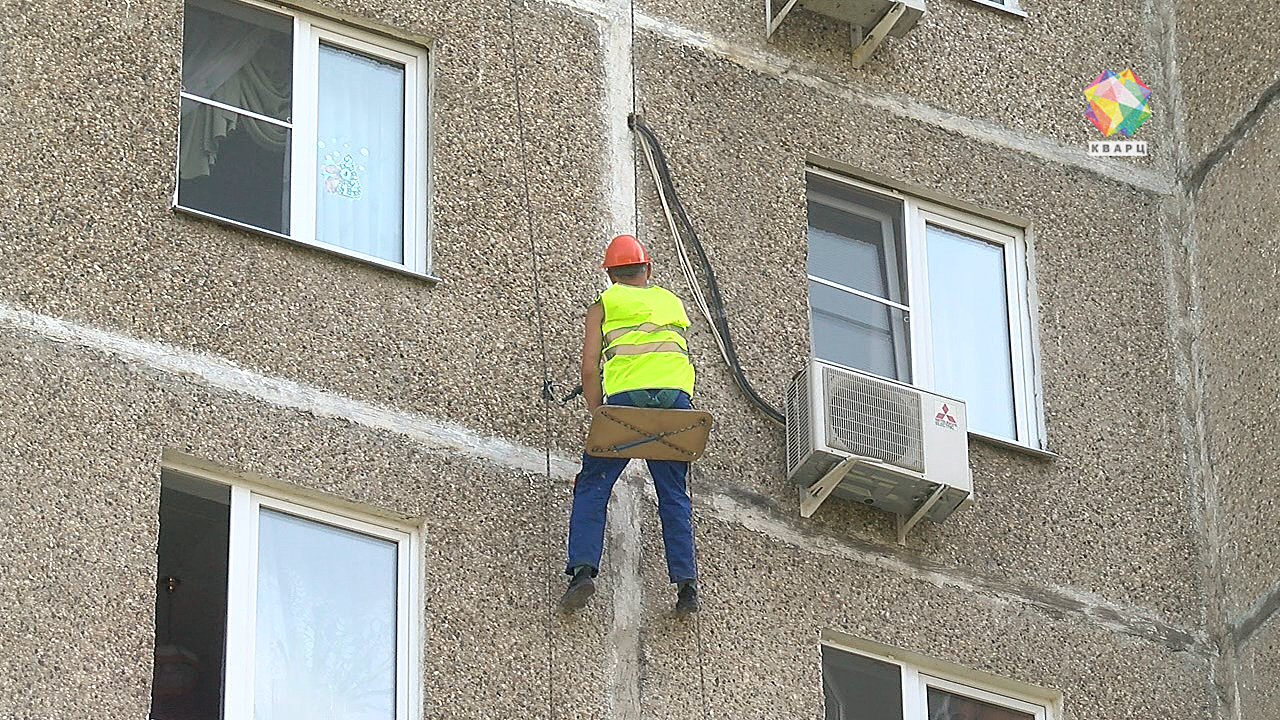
{"left": 630, "top": 114, "right": 787, "bottom": 426}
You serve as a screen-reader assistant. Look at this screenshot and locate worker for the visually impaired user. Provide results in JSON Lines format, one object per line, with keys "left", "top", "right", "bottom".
{"left": 561, "top": 233, "right": 700, "bottom": 615}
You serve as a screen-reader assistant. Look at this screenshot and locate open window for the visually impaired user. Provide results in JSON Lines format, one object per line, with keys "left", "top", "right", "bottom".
{"left": 175, "top": 0, "right": 430, "bottom": 275}
{"left": 806, "top": 169, "right": 1043, "bottom": 450}
{"left": 151, "top": 468, "right": 420, "bottom": 720}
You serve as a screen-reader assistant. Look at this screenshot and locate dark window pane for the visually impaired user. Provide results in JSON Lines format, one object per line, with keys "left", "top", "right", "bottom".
{"left": 927, "top": 687, "right": 1036, "bottom": 720}
{"left": 181, "top": 0, "right": 293, "bottom": 121}
{"left": 806, "top": 175, "right": 908, "bottom": 305}
{"left": 822, "top": 646, "right": 903, "bottom": 720}
{"left": 178, "top": 98, "right": 291, "bottom": 234}
{"left": 153, "top": 473, "right": 231, "bottom": 720}
{"left": 809, "top": 281, "right": 911, "bottom": 382}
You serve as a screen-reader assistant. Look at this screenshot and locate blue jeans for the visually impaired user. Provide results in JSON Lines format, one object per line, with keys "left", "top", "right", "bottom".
{"left": 566, "top": 389, "right": 697, "bottom": 584}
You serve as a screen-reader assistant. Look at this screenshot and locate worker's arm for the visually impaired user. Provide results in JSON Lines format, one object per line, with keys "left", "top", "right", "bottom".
{"left": 581, "top": 301, "right": 605, "bottom": 411}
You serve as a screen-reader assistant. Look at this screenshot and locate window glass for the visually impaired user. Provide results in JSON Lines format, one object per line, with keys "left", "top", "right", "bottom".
{"left": 176, "top": 0, "right": 429, "bottom": 273}
{"left": 315, "top": 43, "right": 406, "bottom": 263}
{"left": 177, "top": 99, "right": 292, "bottom": 234}
{"left": 254, "top": 508, "right": 398, "bottom": 720}
{"left": 809, "top": 280, "right": 911, "bottom": 382}
{"left": 152, "top": 474, "right": 231, "bottom": 720}
{"left": 181, "top": 0, "right": 293, "bottom": 120}
{"left": 804, "top": 170, "right": 1040, "bottom": 447}
{"left": 807, "top": 176, "right": 911, "bottom": 381}
{"left": 153, "top": 470, "right": 414, "bottom": 720}
{"left": 927, "top": 687, "right": 1036, "bottom": 720}
{"left": 822, "top": 645, "right": 904, "bottom": 720}
{"left": 925, "top": 224, "right": 1016, "bottom": 438}
{"left": 178, "top": 0, "right": 293, "bottom": 233}
{"left": 806, "top": 177, "right": 908, "bottom": 304}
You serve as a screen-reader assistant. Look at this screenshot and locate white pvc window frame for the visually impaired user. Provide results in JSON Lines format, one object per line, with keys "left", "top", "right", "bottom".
{"left": 159, "top": 455, "right": 424, "bottom": 720}
{"left": 917, "top": 674, "right": 1049, "bottom": 720}
{"left": 175, "top": 0, "right": 431, "bottom": 276}
{"left": 805, "top": 168, "right": 1045, "bottom": 450}
{"left": 964, "top": 0, "right": 1028, "bottom": 18}
{"left": 820, "top": 636, "right": 1056, "bottom": 720}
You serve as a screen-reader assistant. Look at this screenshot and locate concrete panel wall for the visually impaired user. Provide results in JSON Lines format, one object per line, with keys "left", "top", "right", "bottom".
{"left": 632, "top": 0, "right": 1174, "bottom": 166}
{"left": 0, "top": 0, "right": 609, "bottom": 455}
{"left": 1236, "top": 616, "right": 1280, "bottom": 720}
{"left": 0, "top": 298, "right": 1215, "bottom": 719}
{"left": 634, "top": 34, "right": 1201, "bottom": 625}
{"left": 1191, "top": 110, "right": 1280, "bottom": 621}
{"left": 0, "top": 325, "right": 595, "bottom": 719}
{"left": 1186, "top": 92, "right": 1280, "bottom": 719}
{"left": 0, "top": 0, "right": 1261, "bottom": 716}
{"left": 1174, "top": 0, "right": 1280, "bottom": 163}
{"left": 640, "top": 514, "right": 1213, "bottom": 719}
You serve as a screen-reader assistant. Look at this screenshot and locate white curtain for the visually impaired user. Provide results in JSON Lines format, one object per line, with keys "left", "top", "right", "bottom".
{"left": 926, "top": 225, "right": 1016, "bottom": 439}
{"left": 314, "top": 44, "right": 405, "bottom": 262}
{"left": 253, "top": 509, "right": 396, "bottom": 720}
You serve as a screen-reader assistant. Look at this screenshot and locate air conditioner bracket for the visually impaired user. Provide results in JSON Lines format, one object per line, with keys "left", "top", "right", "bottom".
{"left": 895, "top": 483, "right": 947, "bottom": 545}
{"left": 765, "top": 0, "right": 803, "bottom": 38}
{"left": 850, "top": 2, "right": 907, "bottom": 66}
{"left": 766, "top": 0, "right": 909, "bottom": 68}
{"left": 799, "top": 455, "right": 866, "bottom": 518}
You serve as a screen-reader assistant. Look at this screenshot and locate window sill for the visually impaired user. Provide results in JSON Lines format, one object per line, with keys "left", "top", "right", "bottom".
{"left": 173, "top": 205, "right": 441, "bottom": 286}
{"left": 963, "top": 0, "right": 1028, "bottom": 18}
{"left": 969, "top": 430, "right": 1057, "bottom": 460}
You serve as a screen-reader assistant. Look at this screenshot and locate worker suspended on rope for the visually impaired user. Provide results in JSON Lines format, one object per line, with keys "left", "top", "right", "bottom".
{"left": 561, "top": 233, "right": 700, "bottom": 615}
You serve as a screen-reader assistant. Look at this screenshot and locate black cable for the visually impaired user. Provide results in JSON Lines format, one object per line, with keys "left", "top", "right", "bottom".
{"left": 629, "top": 0, "right": 640, "bottom": 235}
{"left": 501, "top": 3, "right": 556, "bottom": 717}
{"left": 630, "top": 116, "right": 786, "bottom": 426}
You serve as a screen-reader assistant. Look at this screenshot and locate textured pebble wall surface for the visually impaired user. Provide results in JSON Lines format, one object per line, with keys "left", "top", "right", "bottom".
{"left": 0, "top": 0, "right": 1269, "bottom": 717}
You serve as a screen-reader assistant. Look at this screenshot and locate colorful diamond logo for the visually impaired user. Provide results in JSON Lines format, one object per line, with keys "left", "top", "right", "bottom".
{"left": 1084, "top": 69, "right": 1153, "bottom": 138}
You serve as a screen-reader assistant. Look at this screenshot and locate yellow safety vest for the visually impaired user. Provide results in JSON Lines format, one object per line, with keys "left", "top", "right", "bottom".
{"left": 597, "top": 283, "right": 695, "bottom": 398}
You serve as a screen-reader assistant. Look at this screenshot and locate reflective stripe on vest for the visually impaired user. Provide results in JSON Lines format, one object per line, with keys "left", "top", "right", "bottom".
{"left": 603, "top": 341, "right": 688, "bottom": 360}
{"left": 598, "top": 283, "right": 695, "bottom": 398}
{"left": 603, "top": 323, "right": 686, "bottom": 345}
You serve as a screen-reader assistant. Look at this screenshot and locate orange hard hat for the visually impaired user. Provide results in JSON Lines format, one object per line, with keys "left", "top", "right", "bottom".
{"left": 602, "top": 234, "right": 651, "bottom": 268}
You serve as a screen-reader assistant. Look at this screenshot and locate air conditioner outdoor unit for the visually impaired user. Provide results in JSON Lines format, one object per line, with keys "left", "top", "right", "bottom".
{"left": 786, "top": 358, "right": 972, "bottom": 542}
{"left": 766, "top": 0, "right": 927, "bottom": 66}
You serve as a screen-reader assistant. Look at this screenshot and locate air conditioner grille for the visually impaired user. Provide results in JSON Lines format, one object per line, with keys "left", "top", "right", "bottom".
{"left": 785, "top": 368, "right": 812, "bottom": 476}
{"left": 822, "top": 367, "right": 925, "bottom": 472}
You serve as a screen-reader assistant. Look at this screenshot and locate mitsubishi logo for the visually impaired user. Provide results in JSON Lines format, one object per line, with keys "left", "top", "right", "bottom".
{"left": 934, "top": 403, "right": 957, "bottom": 430}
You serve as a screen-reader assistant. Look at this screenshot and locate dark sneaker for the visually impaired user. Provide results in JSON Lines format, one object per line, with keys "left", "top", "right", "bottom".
{"left": 674, "top": 581, "right": 699, "bottom": 615}
{"left": 559, "top": 567, "right": 595, "bottom": 612}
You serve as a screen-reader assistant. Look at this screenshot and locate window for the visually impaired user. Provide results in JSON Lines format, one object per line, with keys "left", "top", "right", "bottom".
{"left": 151, "top": 469, "right": 420, "bottom": 720}
{"left": 965, "top": 0, "right": 1027, "bottom": 16}
{"left": 822, "top": 640, "right": 1055, "bottom": 720}
{"left": 806, "top": 169, "right": 1042, "bottom": 448}
{"left": 176, "top": 0, "right": 429, "bottom": 274}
